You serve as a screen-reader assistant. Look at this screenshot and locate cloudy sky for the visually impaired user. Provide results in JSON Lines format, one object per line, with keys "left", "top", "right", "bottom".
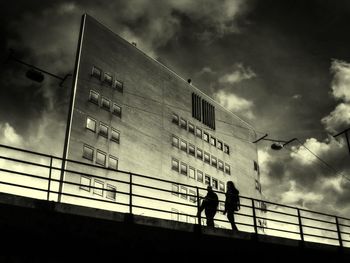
{"left": 1, "top": 0, "right": 350, "bottom": 218}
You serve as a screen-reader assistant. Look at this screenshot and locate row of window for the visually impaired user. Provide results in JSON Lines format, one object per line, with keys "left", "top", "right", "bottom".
{"left": 86, "top": 116, "right": 120, "bottom": 143}
{"left": 172, "top": 135, "right": 230, "bottom": 174}
{"left": 172, "top": 113, "right": 229, "bottom": 155}
{"left": 91, "top": 65, "right": 124, "bottom": 93}
{"left": 83, "top": 144, "right": 119, "bottom": 169}
{"left": 89, "top": 90, "right": 122, "bottom": 118}
{"left": 80, "top": 176, "right": 117, "bottom": 200}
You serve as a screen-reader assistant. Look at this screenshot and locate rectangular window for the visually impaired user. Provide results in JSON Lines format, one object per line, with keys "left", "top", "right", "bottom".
{"left": 188, "top": 144, "right": 195, "bottom": 156}
{"left": 212, "top": 178, "right": 218, "bottom": 190}
{"left": 86, "top": 116, "right": 96, "bottom": 132}
{"left": 83, "top": 144, "right": 94, "bottom": 161}
{"left": 224, "top": 144, "right": 230, "bottom": 155}
{"left": 101, "top": 97, "right": 111, "bottom": 111}
{"left": 104, "top": 72, "right": 113, "bottom": 86}
{"left": 108, "top": 155, "right": 118, "bottom": 170}
{"left": 188, "top": 122, "right": 195, "bottom": 134}
{"left": 210, "top": 136, "right": 216, "bottom": 146}
{"left": 202, "top": 99, "right": 216, "bottom": 130}
{"left": 172, "top": 113, "right": 179, "bottom": 125}
{"left": 196, "top": 148, "right": 203, "bottom": 160}
{"left": 218, "top": 160, "right": 224, "bottom": 172}
{"left": 180, "top": 118, "right": 187, "bottom": 130}
{"left": 80, "top": 176, "right": 91, "bottom": 192}
{"left": 89, "top": 90, "right": 99, "bottom": 105}
{"left": 180, "top": 162, "right": 187, "bottom": 176}
{"left": 197, "top": 170, "right": 203, "bottom": 182}
{"left": 111, "top": 128, "right": 120, "bottom": 143}
{"left": 189, "top": 166, "right": 195, "bottom": 179}
{"left": 172, "top": 184, "right": 179, "bottom": 196}
{"left": 219, "top": 181, "right": 225, "bottom": 192}
{"left": 205, "top": 175, "right": 211, "bottom": 186}
{"left": 225, "top": 163, "right": 231, "bottom": 175}
{"left": 106, "top": 184, "right": 117, "bottom": 200}
{"left": 189, "top": 189, "right": 196, "bottom": 203}
{"left": 99, "top": 122, "right": 109, "bottom": 138}
{"left": 171, "top": 158, "right": 179, "bottom": 172}
{"left": 195, "top": 127, "right": 202, "bottom": 138}
{"left": 115, "top": 79, "right": 123, "bottom": 92}
{"left": 91, "top": 66, "right": 102, "bottom": 79}
{"left": 217, "top": 140, "right": 223, "bottom": 151}
{"left": 192, "top": 93, "right": 202, "bottom": 121}
{"left": 180, "top": 139, "right": 187, "bottom": 152}
{"left": 112, "top": 103, "right": 122, "bottom": 117}
{"left": 204, "top": 152, "right": 210, "bottom": 164}
{"left": 203, "top": 131, "right": 209, "bottom": 142}
{"left": 96, "top": 150, "right": 106, "bottom": 166}
{"left": 254, "top": 161, "right": 260, "bottom": 174}
{"left": 180, "top": 186, "right": 187, "bottom": 200}
{"left": 211, "top": 156, "right": 217, "bottom": 168}
{"left": 93, "top": 180, "right": 104, "bottom": 196}
{"left": 172, "top": 135, "right": 179, "bottom": 148}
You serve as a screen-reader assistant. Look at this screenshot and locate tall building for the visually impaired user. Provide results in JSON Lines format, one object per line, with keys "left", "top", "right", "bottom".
{"left": 62, "top": 14, "right": 265, "bottom": 230}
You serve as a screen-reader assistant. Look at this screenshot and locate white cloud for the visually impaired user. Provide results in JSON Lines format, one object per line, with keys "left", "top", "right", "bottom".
{"left": 292, "top": 94, "right": 302, "bottom": 100}
{"left": 219, "top": 63, "right": 256, "bottom": 84}
{"left": 330, "top": 59, "right": 350, "bottom": 102}
{"left": 0, "top": 123, "right": 24, "bottom": 147}
{"left": 214, "top": 90, "right": 255, "bottom": 119}
{"left": 281, "top": 181, "right": 323, "bottom": 205}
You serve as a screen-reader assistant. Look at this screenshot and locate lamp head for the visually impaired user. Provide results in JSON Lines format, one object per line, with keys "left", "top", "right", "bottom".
{"left": 271, "top": 142, "right": 283, "bottom": 150}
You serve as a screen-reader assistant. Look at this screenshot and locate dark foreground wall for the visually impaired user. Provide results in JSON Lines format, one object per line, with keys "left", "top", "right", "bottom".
{"left": 0, "top": 193, "right": 348, "bottom": 262}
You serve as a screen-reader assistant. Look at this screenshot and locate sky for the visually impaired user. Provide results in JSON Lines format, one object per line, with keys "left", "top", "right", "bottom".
{"left": 0, "top": 0, "right": 350, "bottom": 218}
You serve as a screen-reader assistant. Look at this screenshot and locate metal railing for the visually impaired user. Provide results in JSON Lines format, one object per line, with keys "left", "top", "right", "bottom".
{"left": 0, "top": 143, "right": 349, "bottom": 248}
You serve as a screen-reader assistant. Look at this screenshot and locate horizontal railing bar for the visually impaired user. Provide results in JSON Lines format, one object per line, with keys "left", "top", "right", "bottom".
{"left": 338, "top": 222, "right": 350, "bottom": 228}
{"left": 303, "top": 232, "right": 340, "bottom": 241}
{"left": 261, "top": 226, "right": 301, "bottom": 235}
{"left": 301, "top": 224, "right": 338, "bottom": 233}
{"left": 255, "top": 216, "right": 300, "bottom": 227}
{"left": 300, "top": 215, "right": 337, "bottom": 225}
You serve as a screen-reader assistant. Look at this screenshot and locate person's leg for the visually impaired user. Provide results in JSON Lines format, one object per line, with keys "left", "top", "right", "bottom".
{"left": 227, "top": 212, "right": 238, "bottom": 231}
{"left": 207, "top": 217, "right": 214, "bottom": 227}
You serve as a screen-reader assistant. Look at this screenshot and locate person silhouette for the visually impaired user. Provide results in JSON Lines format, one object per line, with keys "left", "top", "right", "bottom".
{"left": 224, "top": 181, "right": 240, "bottom": 231}
{"left": 197, "top": 185, "right": 219, "bottom": 227}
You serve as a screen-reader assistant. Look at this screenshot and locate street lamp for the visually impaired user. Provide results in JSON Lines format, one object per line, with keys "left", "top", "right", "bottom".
{"left": 252, "top": 133, "right": 297, "bottom": 150}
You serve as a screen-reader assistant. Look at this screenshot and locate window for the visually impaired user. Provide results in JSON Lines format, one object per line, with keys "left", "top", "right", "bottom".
{"left": 211, "top": 156, "right": 217, "bottom": 168}
{"left": 218, "top": 160, "right": 224, "bottom": 172}
{"left": 196, "top": 148, "right": 203, "bottom": 160}
{"left": 80, "top": 176, "right": 91, "bottom": 192}
{"left": 189, "top": 167, "right": 195, "bottom": 179}
{"left": 205, "top": 175, "right": 211, "bottom": 186}
{"left": 180, "top": 118, "right": 187, "bottom": 130}
{"left": 115, "top": 79, "right": 123, "bottom": 92}
{"left": 172, "top": 184, "right": 179, "bottom": 196}
{"left": 89, "top": 90, "right": 99, "bottom": 105}
{"left": 96, "top": 150, "right": 106, "bottom": 166}
{"left": 180, "top": 186, "right": 187, "bottom": 200}
{"left": 255, "top": 179, "right": 261, "bottom": 193}
{"left": 86, "top": 117, "right": 96, "bottom": 132}
{"left": 101, "top": 97, "right": 111, "bottom": 111}
{"left": 91, "top": 66, "right": 101, "bottom": 79}
{"left": 217, "top": 140, "right": 223, "bottom": 151}
{"left": 219, "top": 181, "right": 225, "bottom": 192}
{"left": 172, "top": 135, "right": 179, "bottom": 148}
{"left": 203, "top": 132, "right": 209, "bottom": 142}
{"left": 108, "top": 155, "right": 118, "bottom": 170}
{"left": 83, "top": 145, "right": 94, "bottom": 161}
{"left": 188, "top": 144, "right": 195, "bottom": 156}
{"left": 210, "top": 136, "right": 216, "bottom": 146}
{"left": 197, "top": 170, "right": 203, "bottom": 183}
{"left": 104, "top": 72, "right": 113, "bottom": 86}
{"left": 212, "top": 178, "right": 218, "bottom": 190}
{"left": 195, "top": 127, "right": 202, "bottom": 138}
{"left": 99, "top": 122, "right": 108, "bottom": 138}
{"left": 171, "top": 158, "right": 179, "bottom": 172}
{"left": 172, "top": 113, "right": 179, "bottom": 125}
{"left": 192, "top": 93, "right": 202, "bottom": 121}
{"left": 224, "top": 144, "right": 230, "bottom": 155}
{"left": 225, "top": 163, "right": 231, "bottom": 175}
{"left": 180, "top": 139, "right": 187, "bottom": 152}
{"left": 254, "top": 161, "right": 260, "bottom": 174}
{"left": 111, "top": 128, "right": 120, "bottom": 143}
{"left": 180, "top": 162, "right": 187, "bottom": 176}
{"left": 93, "top": 180, "right": 104, "bottom": 196}
{"left": 189, "top": 189, "right": 196, "bottom": 203}
{"left": 188, "top": 122, "right": 195, "bottom": 134}
{"left": 202, "top": 99, "right": 216, "bottom": 130}
{"left": 204, "top": 152, "right": 210, "bottom": 164}
{"left": 106, "top": 184, "right": 117, "bottom": 200}
{"left": 112, "top": 103, "right": 122, "bottom": 118}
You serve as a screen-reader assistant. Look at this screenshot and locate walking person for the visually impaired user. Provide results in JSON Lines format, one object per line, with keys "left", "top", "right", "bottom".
{"left": 197, "top": 185, "right": 219, "bottom": 227}
{"left": 224, "top": 181, "right": 240, "bottom": 231}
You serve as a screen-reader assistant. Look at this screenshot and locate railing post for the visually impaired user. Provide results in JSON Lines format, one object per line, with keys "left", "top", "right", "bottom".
{"left": 297, "top": 208, "right": 304, "bottom": 242}
{"left": 129, "top": 173, "right": 133, "bottom": 214}
{"left": 335, "top": 216, "right": 343, "bottom": 248}
{"left": 46, "top": 156, "right": 53, "bottom": 201}
{"left": 196, "top": 187, "right": 202, "bottom": 227}
{"left": 252, "top": 199, "right": 258, "bottom": 234}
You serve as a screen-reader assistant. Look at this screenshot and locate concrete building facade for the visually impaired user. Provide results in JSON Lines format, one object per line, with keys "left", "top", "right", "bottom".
{"left": 62, "top": 14, "right": 265, "bottom": 230}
